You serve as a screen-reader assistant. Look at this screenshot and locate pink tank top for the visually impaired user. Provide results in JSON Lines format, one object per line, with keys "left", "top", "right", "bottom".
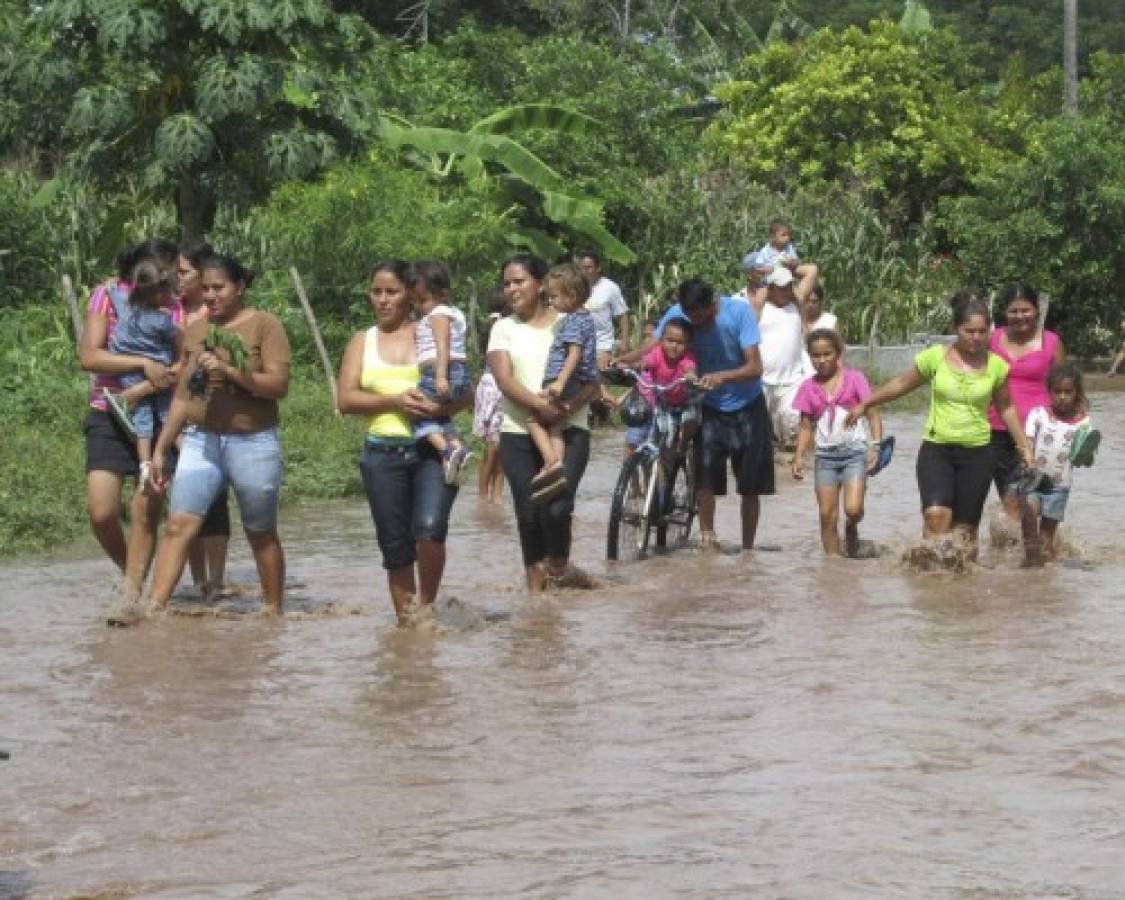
{"left": 987, "top": 328, "right": 1059, "bottom": 431}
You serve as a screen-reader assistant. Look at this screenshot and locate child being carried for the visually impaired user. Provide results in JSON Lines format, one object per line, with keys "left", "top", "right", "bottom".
{"left": 410, "top": 260, "right": 473, "bottom": 485}
{"left": 102, "top": 260, "right": 183, "bottom": 492}
{"left": 527, "top": 263, "right": 599, "bottom": 504}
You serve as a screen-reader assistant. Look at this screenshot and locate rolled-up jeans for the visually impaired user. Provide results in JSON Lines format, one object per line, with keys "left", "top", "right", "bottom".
{"left": 499, "top": 427, "right": 590, "bottom": 568}
{"left": 170, "top": 426, "right": 283, "bottom": 534}
{"left": 359, "top": 440, "right": 459, "bottom": 570}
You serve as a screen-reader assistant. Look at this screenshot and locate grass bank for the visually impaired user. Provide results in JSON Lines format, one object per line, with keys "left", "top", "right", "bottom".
{"left": 0, "top": 367, "right": 489, "bottom": 558}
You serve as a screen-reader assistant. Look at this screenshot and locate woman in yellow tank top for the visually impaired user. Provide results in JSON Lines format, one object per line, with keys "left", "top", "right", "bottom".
{"left": 337, "top": 260, "right": 471, "bottom": 625}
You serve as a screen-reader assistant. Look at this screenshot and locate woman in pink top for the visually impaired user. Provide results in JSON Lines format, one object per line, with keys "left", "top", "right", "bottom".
{"left": 80, "top": 239, "right": 180, "bottom": 611}
{"left": 988, "top": 284, "right": 1066, "bottom": 516}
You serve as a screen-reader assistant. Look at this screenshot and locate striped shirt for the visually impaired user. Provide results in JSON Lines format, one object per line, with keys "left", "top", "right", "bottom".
{"left": 415, "top": 304, "right": 467, "bottom": 366}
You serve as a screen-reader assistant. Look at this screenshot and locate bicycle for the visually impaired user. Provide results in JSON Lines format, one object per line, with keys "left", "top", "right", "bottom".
{"left": 604, "top": 366, "right": 701, "bottom": 561}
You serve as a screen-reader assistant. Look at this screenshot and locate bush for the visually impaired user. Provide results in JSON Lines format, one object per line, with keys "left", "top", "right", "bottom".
{"left": 939, "top": 115, "right": 1125, "bottom": 356}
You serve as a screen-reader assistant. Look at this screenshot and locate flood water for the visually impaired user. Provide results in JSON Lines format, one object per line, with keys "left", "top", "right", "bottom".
{"left": 3, "top": 395, "right": 1125, "bottom": 898}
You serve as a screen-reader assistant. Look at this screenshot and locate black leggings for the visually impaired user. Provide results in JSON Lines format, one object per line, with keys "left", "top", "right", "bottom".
{"left": 499, "top": 428, "right": 590, "bottom": 568}
{"left": 916, "top": 440, "right": 995, "bottom": 527}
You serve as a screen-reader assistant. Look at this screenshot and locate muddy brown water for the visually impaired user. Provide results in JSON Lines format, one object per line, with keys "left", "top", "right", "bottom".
{"left": 3, "top": 397, "right": 1124, "bottom": 898}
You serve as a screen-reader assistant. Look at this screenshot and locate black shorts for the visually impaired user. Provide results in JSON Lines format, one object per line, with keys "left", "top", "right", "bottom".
{"left": 84, "top": 408, "right": 140, "bottom": 476}
{"left": 989, "top": 429, "right": 1019, "bottom": 497}
{"left": 916, "top": 440, "right": 995, "bottom": 527}
{"left": 694, "top": 394, "right": 775, "bottom": 497}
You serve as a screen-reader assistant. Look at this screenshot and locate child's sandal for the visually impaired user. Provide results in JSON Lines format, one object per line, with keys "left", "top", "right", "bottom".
{"left": 531, "top": 473, "right": 568, "bottom": 506}
{"left": 529, "top": 465, "right": 564, "bottom": 492}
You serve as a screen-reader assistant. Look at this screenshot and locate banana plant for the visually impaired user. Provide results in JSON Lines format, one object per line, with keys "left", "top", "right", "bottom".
{"left": 375, "top": 104, "right": 636, "bottom": 264}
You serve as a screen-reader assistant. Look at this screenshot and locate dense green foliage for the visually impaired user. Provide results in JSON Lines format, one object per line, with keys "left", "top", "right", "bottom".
{"left": 707, "top": 23, "right": 991, "bottom": 219}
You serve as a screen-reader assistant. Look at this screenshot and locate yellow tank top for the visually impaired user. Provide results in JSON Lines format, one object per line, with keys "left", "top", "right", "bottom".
{"left": 360, "top": 326, "right": 420, "bottom": 440}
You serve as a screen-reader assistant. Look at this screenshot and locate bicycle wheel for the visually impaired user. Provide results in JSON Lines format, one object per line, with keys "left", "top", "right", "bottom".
{"left": 656, "top": 446, "right": 696, "bottom": 550}
{"left": 607, "top": 451, "right": 655, "bottom": 561}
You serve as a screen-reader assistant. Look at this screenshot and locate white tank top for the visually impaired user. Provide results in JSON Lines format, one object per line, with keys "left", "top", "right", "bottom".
{"left": 415, "top": 304, "right": 467, "bottom": 365}
{"left": 758, "top": 301, "right": 805, "bottom": 385}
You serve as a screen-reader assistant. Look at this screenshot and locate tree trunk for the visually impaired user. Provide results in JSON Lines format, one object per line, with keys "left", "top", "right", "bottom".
{"left": 177, "top": 172, "right": 216, "bottom": 240}
{"left": 1064, "top": 0, "right": 1079, "bottom": 115}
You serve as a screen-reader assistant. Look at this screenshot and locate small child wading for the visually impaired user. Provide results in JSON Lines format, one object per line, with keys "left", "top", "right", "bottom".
{"left": 791, "top": 328, "right": 884, "bottom": 557}
{"left": 410, "top": 260, "right": 473, "bottom": 485}
{"left": 1019, "top": 362, "right": 1096, "bottom": 565}
{"left": 528, "top": 263, "right": 598, "bottom": 504}
{"left": 102, "top": 260, "right": 183, "bottom": 492}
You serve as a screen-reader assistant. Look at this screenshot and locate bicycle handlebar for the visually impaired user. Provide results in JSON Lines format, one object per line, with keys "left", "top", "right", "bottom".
{"left": 604, "top": 365, "right": 703, "bottom": 396}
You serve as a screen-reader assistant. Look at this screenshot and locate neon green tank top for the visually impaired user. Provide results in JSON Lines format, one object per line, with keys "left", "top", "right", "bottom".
{"left": 360, "top": 326, "right": 420, "bottom": 440}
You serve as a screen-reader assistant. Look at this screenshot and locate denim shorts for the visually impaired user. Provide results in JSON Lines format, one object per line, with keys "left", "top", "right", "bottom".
{"left": 1025, "top": 482, "right": 1071, "bottom": 521}
{"left": 415, "top": 361, "right": 471, "bottom": 440}
{"left": 814, "top": 444, "right": 869, "bottom": 488}
{"left": 170, "top": 427, "right": 283, "bottom": 534}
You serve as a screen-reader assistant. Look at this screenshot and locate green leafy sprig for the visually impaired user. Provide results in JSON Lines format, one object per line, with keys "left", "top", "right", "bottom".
{"left": 187, "top": 326, "right": 250, "bottom": 396}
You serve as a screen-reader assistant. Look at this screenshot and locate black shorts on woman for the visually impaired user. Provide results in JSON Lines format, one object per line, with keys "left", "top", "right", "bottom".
{"left": 84, "top": 408, "right": 231, "bottom": 537}
{"left": 694, "top": 394, "right": 775, "bottom": 496}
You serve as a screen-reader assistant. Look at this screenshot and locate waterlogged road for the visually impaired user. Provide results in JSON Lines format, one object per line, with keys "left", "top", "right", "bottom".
{"left": 3, "top": 397, "right": 1125, "bottom": 897}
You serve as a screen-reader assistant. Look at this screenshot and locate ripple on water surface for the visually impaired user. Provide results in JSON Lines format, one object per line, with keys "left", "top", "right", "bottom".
{"left": 2, "top": 399, "right": 1125, "bottom": 896}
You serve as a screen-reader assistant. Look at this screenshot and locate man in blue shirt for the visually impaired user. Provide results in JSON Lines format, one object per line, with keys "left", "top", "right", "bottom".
{"left": 654, "top": 278, "right": 774, "bottom": 550}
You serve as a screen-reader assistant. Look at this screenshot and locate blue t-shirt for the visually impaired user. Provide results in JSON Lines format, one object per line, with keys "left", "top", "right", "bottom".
{"left": 544, "top": 309, "right": 599, "bottom": 384}
{"left": 658, "top": 297, "right": 762, "bottom": 412}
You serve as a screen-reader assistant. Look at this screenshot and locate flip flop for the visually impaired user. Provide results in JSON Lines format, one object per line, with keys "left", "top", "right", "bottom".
{"left": 102, "top": 388, "right": 137, "bottom": 441}
{"left": 1069, "top": 426, "right": 1101, "bottom": 468}
{"left": 529, "top": 465, "right": 565, "bottom": 492}
{"left": 531, "top": 473, "right": 568, "bottom": 506}
{"left": 868, "top": 436, "right": 895, "bottom": 477}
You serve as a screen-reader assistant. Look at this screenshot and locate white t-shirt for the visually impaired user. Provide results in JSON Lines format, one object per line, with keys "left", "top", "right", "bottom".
{"left": 487, "top": 313, "right": 590, "bottom": 435}
{"left": 416, "top": 304, "right": 467, "bottom": 365}
{"left": 758, "top": 300, "right": 806, "bottom": 385}
{"left": 1025, "top": 405, "right": 1089, "bottom": 487}
{"left": 807, "top": 311, "right": 838, "bottom": 333}
{"left": 585, "top": 276, "right": 627, "bottom": 353}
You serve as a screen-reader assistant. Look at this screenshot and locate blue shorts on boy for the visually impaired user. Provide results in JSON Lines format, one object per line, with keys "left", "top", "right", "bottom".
{"left": 1024, "top": 480, "right": 1070, "bottom": 521}
{"left": 415, "top": 360, "right": 471, "bottom": 440}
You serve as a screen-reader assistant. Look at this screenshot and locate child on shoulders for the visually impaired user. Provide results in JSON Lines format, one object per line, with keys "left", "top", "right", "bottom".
{"left": 752, "top": 218, "right": 818, "bottom": 284}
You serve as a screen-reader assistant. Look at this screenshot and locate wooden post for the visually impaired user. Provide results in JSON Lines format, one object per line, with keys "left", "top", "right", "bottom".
{"left": 62, "top": 274, "right": 83, "bottom": 344}
{"left": 288, "top": 266, "right": 339, "bottom": 414}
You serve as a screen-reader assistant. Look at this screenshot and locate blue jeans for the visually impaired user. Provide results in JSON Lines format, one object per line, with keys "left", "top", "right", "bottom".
{"left": 118, "top": 371, "right": 172, "bottom": 440}
{"left": 415, "top": 361, "right": 471, "bottom": 441}
{"left": 359, "top": 441, "right": 459, "bottom": 570}
{"left": 170, "top": 427, "right": 283, "bottom": 534}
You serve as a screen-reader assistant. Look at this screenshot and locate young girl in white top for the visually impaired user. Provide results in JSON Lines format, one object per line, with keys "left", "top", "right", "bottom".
{"left": 1020, "top": 361, "right": 1094, "bottom": 565}
{"left": 410, "top": 260, "right": 473, "bottom": 485}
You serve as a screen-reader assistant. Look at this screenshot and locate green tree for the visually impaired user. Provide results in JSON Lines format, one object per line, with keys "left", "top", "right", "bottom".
{"left": 10, "top": 0, "right": 375, "bottom": 236}
{"left": 706, "top": 21, "right": 994, "bottom": 224}
{"left": 940, "top": 115, "right": 1125, "bottom": 355}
